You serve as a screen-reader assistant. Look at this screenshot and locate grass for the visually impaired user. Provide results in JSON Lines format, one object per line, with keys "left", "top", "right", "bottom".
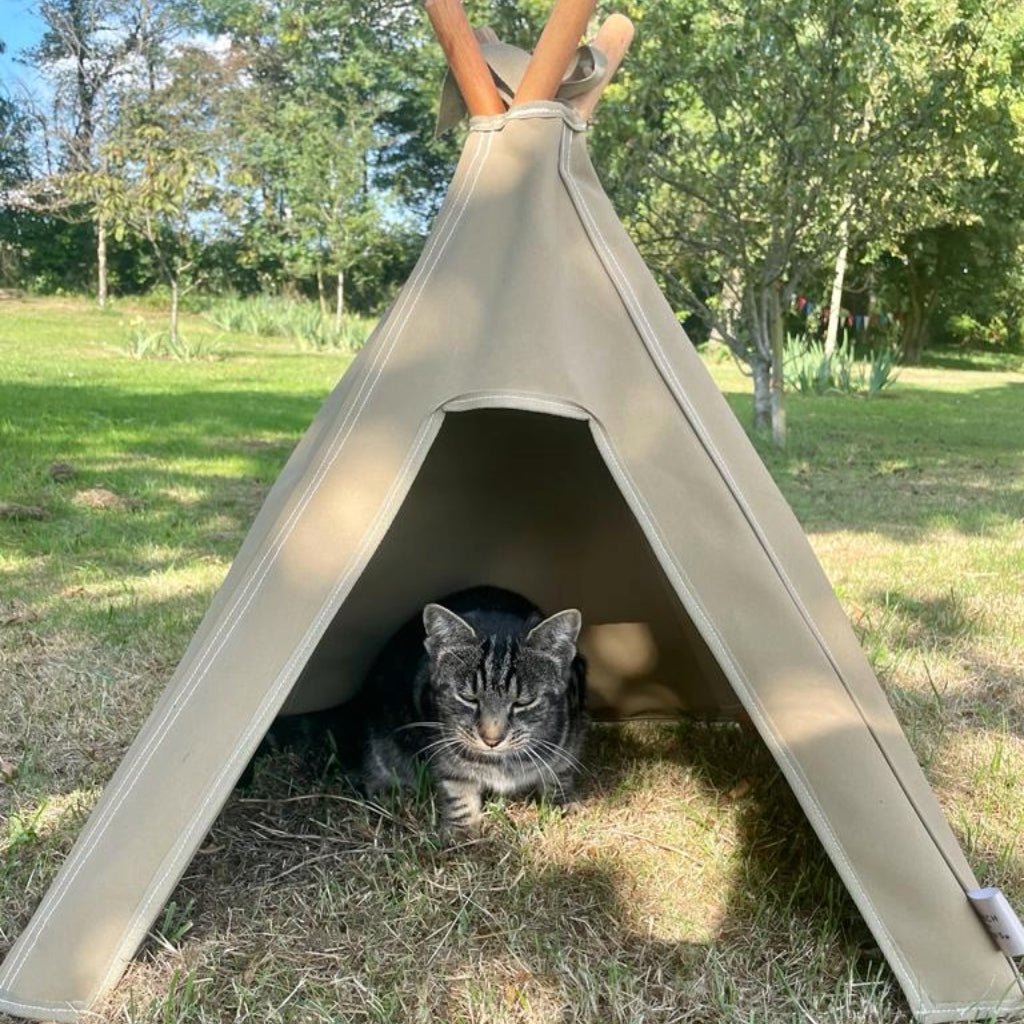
{"left": 1, "top": 296, "right": 1023, "bottom": 1023}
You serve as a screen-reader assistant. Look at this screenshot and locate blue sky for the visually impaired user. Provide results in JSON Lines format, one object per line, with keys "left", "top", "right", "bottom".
{"left": 1, "top": 1, "right": 45, "bottom": 91}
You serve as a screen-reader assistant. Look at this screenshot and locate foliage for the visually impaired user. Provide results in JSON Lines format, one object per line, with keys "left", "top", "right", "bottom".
{"left": 201, "top": 0, "right": 420, "bottom": 301}
{"left": 594, "top": 0, "right": 1024, "bottom": 439}
{"left": 874, "top": 220, "right": 1024, "bottom": 358}
{"left": 68, "top": 43, "right": 227, "bottom": 341}
{"left": 205, "top": 295, "right": 374, "bottom": 351}
{"left": 121, "top": 315, "right": 220, "bottom": 361}
{"left": 784, "top": 334, "right": 900, "bottom": 397}
{"left": 4, "top": 0, "right": 1024, "bottom": 383}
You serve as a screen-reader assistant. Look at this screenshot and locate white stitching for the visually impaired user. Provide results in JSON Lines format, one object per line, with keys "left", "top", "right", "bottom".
{"left": 0, "top": 129, "right": 494, "bottom": 995}
{"left": 556, "top": 123, "right": 924, "bottom": 1006}
{"left": 588, "top": 423, "right": 927, "bottom": 1003}
{"left": 0, "top": 997, "right": 80, "bottom": 1020}
{"left": 469, "top": 103, "right": 585, "bottom": 134}
{"left": 88, "top": 414, "right": 442, "bottom": 1003}
{"left": 440, "top": 390, "right": 590, "bottom": 419}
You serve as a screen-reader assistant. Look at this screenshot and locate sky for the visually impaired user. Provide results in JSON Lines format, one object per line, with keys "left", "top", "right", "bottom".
{"left": 1, "top": 0, "right": 45, "bottom": 92}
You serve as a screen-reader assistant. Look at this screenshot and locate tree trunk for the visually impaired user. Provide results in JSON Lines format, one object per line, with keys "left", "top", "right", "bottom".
{"left": 169, "top": 276, "right": 180, "bottom": 350}
{"left": 335, "top": 269, "right": 344, "bottom": 332}
{"left": 96, "top": 215, "right": 108, "bottom": 309}
{"left": 709, "top": 267, "right": 743, "bottom": 348}
{"left": 316, "top": 266, "right": 327, "bottom": 317}
{"left": 768, "top": 285, "right": 786, "bottom": 447}
{"left": 902, "top": 260, "right": 928, "bottom": 364}
{"left": 748, "top": 282, "right": 786, "bottom": 446}
{"left": 825, "top": 217, "right": 849, "bottom": 357}
{"left": 752, "top": 353, "right": 771, "bottom": 433}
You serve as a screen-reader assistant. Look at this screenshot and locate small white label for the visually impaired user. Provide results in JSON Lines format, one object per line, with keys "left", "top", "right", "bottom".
{"left": 968, "top": 887, "right": 1024, "bottom": 958}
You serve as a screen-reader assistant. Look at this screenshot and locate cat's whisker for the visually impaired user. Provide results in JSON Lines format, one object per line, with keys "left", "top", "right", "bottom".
{"left": 536, "top": 736, "right": 590, "bottom": 772}
{"left": 522, "top": 744, "right": 564, "bottom": 799}
{"left": 415, "top": 735, "right": 460, "bottom": 757}
{"left": 393, "top": 721, "right": 445, "bottom": 733}
{"left": 532, "top": 737, "right": 594, "bottom": 778}
{"left": 421, "top": 739, "right": 461, "bottom": 768}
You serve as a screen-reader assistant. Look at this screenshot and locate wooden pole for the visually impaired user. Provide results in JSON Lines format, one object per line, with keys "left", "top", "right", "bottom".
{"left": 512, "top": 0, "right": 597, "bottom": 106}
{"left": 572, "top": 13, "right": 634, "bottom": 120}
{"left": 425, "top": 0, "right": 505, "bottom": 117}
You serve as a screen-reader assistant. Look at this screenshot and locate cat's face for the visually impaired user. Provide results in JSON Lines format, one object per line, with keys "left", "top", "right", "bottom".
{"left": 422, "top": 603, "right": 581, "bottom": 760}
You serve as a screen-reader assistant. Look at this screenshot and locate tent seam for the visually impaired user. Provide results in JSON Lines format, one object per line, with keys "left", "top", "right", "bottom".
{"left": 89, "top": 414, "right": 444, "bottom": 1004}
{"left": 556, "top": 123, "right": 927, "bottom": 1010}
{"left": 441, "top": 390, "right": 591, "bottom": 419}
{"left": 558, "top": 125, "right": 978, "bottom": 897}
{"left": 584, "top": 423, "right": 931, "bottom": 1009}
{"left": 0, "top": 129, "right": 495, "bottom": 997}
{"left": 0, "top": 998, "right": 79, "bottom": 1021}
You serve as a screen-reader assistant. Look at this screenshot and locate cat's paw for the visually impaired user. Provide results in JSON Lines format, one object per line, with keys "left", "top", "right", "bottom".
{"left": 554, "top": 799, "right": 583, "bottom": 817}
{"left": 440, "top": 817, "right": 485, "bottom": 846}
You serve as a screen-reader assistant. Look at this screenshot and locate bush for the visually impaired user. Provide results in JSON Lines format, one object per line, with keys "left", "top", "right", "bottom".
{"left": 945, "top": 312, "right": 1010, "bottom": 349}
{"left": 204, "top": 295, "right": 373, "bottom": 351}
{"left": 121, "top": 316, "right": 219, "bottom": 361}
{"left": 783, "top": 332, "right": 899, "bottom": 398}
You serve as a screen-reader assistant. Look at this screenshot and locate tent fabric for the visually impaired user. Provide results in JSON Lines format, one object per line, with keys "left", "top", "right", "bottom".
{"left": 1, "top": 103, "right": 1021, "bottom": 1024}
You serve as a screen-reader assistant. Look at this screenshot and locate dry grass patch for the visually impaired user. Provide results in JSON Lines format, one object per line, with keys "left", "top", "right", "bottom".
{"left": 2, "top": 303, "right": 1021, "bottom": 1023}
{"left": 75, "top": 723, "right": 901, "bottom": 1024}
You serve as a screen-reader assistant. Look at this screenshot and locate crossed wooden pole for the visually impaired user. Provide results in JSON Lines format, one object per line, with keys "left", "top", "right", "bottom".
{"left": 425, "top": 0, "right": 634, "bottom": 120}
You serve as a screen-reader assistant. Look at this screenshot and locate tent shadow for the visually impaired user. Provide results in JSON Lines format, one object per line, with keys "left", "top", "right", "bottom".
{"left": 188, "top": 718, "right": 895, "bottom": 1020}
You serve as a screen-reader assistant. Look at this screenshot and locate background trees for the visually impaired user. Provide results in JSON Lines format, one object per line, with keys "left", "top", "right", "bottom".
{"left": 2, "top": 0, "right": 1023, "bottom": 435}
{"left": 591, "top": 0, "right": 1024, "bottom": 441}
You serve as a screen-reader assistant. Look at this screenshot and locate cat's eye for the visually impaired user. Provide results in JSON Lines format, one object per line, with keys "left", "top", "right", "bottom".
{"left": 513, "top": 696, "right": 539, "bottom": 710}
{"left": 455, "top": 691, "right": 478, "bottom": 707}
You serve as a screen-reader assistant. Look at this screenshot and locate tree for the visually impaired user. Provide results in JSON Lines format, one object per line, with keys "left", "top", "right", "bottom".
{"left": 72, "top": 45, "right": 222, "bottom": 343}
{"left": 197, "top": 0, "right": 414, "bottom": 308}
{"left": 0, "top": 79, "right": 37, "bottom": 285}
{"left": 280, "top": 96, "right": 387, "bottom": 326}
{"left": 22, "top": 0, "right": 181, "bottom": 304}
{"left": 594, "top": 0, "right": 1024, "bottom": 442}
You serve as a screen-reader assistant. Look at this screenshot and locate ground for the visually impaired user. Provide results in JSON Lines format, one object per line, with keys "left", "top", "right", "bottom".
{"left": 1, "top": 297, "right": 1022, "bottom": 1022}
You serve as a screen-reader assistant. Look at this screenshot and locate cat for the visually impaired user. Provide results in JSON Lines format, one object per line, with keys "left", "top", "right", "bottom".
{"left": 356, "top": 585, "right": 587, "bottom": 837}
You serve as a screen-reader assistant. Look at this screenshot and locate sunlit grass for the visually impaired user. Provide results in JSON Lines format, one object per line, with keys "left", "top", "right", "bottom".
{"left": 1, "top": 297, "right": 1021, "bottom": 1023}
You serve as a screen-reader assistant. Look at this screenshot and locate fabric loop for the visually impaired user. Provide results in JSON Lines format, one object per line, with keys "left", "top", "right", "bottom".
{"left": 436, "top": 41, "right": 607, "bottom": 135}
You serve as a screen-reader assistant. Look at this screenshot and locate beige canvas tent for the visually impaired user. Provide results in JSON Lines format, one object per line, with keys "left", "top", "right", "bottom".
{"left": 1, "top": 6, "right": 1022, "bottom": 1023}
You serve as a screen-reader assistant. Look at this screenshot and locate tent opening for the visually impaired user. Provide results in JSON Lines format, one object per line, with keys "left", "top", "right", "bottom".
{"left": 286, "top": 407, "right": 740, "bottom": 722}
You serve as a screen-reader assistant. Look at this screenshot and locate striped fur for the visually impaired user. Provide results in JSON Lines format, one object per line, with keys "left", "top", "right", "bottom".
{"left": 358, "top": 586, "right": 587, "bottom": 837}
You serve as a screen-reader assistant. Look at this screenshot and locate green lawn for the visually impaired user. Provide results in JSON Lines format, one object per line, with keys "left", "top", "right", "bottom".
{"left": 1, "top": 296, "right": 1022, "bottom": 1023}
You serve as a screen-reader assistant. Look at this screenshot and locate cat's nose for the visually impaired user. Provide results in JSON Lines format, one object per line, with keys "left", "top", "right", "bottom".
{"left": 478, "top": 720, "right": 505, "bottom": 747}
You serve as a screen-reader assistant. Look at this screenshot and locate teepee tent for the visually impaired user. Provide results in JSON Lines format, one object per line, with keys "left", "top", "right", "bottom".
{"left": 1, "top": 3, "right": 1021, "bottom": 1021}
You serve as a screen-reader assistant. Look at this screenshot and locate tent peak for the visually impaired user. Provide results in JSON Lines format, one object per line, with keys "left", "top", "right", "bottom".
{"left": 467, "top": 100, "right": 586, "bottom": 134}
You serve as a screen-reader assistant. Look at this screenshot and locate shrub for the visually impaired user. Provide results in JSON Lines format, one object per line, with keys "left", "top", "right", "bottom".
{"left": 204, "top": 295, "right": 373, "bottom": 352}
{"left": 783, "top": 332, "right": 899, "bottom": 398}
{"left": 121, "top": 316, "right": 219, "bottom": 361}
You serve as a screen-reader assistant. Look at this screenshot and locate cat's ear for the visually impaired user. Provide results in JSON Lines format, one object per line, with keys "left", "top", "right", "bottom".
{"left": 423, "top": 603, "right": 476, "bottom": 653}
{"left": 525, "top": 609, "right": 581, "bottom": 667}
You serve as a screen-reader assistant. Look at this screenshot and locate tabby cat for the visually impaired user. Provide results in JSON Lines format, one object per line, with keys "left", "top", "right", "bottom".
{"left": 358, "top": 585, "right": 587, "bottom": 837}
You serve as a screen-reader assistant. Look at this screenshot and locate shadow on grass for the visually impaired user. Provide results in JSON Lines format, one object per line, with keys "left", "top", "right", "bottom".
{"left": 0, "top": 380, "right": 320, "bottom": 594}
{"left": 129, "top": 721, "right": 901, "bottom": 1023}
{"left": 919, "top": 351, "right": 1024, "bottom": 374}
{"left": 7, "top": 714, "right": 1014, "bottom": 1021}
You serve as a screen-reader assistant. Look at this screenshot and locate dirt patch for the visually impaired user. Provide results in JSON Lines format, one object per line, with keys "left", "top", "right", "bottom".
{"left": 72, "top": 487, "right": 143, "bottom": 512}
{"left": 49, "top": 461, "right": 77, "bottom": 482}
{"left": 0, "top": 600, "right": 39, "bottom": 626}
{"left": 0, "top": 502, "right": 49, "bottom": 521}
